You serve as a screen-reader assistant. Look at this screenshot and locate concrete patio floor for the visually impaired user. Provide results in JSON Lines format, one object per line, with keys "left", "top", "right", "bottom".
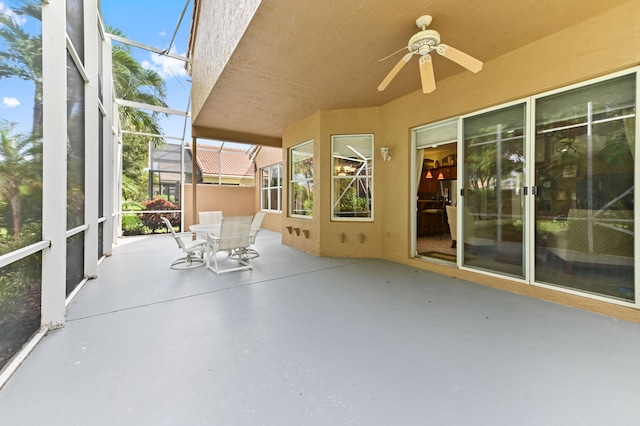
{"left": 1, "top": 229, "right": 640, "bottom": 425}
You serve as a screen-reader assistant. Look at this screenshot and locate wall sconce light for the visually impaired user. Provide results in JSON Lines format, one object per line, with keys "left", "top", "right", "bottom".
{"left": 426, "top": 169, "right": 433, "bottom": 179}
{"left": 437, "top": 171, "right": 445, "bottom": 180}
{"left": 380, "top": 146, "right": 391, "bottom": 162}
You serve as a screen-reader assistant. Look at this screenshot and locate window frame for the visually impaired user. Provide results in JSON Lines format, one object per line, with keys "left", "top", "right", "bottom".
{"left": 331, "top": 134, "right": 374, "bottom": 222}
{"left": 260, "top": 163, "right": 282, "bottom": 212}
{"left": 289, "top": 140, "right": 314, "bottom": 218}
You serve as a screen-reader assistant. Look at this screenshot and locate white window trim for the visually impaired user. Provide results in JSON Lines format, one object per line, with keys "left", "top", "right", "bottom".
{"left": 289, "top": 140, "right": 314, "bottom": 219}
{"left": 260, "top": 163, "right": 282, "bottom": 213}
{"left": 331, "top": 134, "right": 374, "bottom": 222}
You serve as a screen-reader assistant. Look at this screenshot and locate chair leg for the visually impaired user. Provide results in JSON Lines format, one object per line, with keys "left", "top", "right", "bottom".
{"left": 207, "top": 248, "right": 253, "bottom": 274}
{"left": 213, "top": 251, "right": 220, "bottom": 275}
{"left": 229, "top": 248, "right": 260, "bottom": 259}
{"left": 170, "top": 254, "right": 205, "bottom": 270}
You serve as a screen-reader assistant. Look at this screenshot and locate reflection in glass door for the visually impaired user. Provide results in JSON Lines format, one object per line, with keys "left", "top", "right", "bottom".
{"left": 534, "top": 74, "right": 636, "bottom": 302}
{"left": 463, "top": 104, "right": 527, "bottom": 278}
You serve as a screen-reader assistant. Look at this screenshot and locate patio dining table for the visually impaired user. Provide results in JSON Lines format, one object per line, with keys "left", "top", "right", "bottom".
{"left": 189, "top": 224, "right": 222, "bottom": 268}
{"left": 189, "top": 223, "right": 221, "bottom": 236}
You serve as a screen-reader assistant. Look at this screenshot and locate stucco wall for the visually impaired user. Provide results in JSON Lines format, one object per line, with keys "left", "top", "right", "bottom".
{"left": 282, "top": 107, "right": 386, "bottom": 257}
{"left": 281, "top": 112, "right": 321, "bottom": 254}
{"left": 317, "top": 108, "right": 383, "bottom": 258}
{"left": 190, "top": 0, "right": 262, "bottom": 119}
{"left": 183, "top": 184, "right": 255, "bottom": 229}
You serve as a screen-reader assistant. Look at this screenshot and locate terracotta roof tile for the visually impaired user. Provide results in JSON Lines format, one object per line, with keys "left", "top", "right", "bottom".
{"left": 191, "top": 144, "right": 255, "bottom": 177}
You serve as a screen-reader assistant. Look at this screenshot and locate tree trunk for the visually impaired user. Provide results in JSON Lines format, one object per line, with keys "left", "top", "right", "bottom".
{"left": 10, "top": 194, "right": 21, "bottom": 237}
{"left": 32, "top": 81, "right": 43, "bottom": 140}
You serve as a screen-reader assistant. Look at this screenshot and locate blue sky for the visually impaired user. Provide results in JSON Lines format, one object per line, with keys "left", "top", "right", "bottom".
{"left": 0, "top": 0, "right": 193, "bottom": 142}
{"left": 101, "top": 0, "right": 193, "bottom": 142}
{"left": 0, "top": 1, "right": 39, "bottom": 135}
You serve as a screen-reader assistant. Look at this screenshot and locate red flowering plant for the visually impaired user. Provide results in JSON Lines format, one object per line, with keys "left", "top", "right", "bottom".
{"left": 139, "top": 198, "right": 180, "bottom": 232}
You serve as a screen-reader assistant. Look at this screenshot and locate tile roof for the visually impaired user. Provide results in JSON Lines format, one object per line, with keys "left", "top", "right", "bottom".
{"left": 191, "top": 143, "right": 255, "bottom": 177}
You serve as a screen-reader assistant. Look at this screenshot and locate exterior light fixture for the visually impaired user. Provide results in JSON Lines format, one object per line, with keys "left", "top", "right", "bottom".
{"left": 380, "top": 146, "right": 391, "bottom": 162}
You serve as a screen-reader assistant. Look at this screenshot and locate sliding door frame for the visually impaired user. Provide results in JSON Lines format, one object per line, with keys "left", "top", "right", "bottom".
{"left": 411, "top": 67, "right": 639, "bottom": 309}
{"left": 527, "top": 68, "right": 639, "bottom": 308}
{"left": 458, "top": 98, "right": 532, "bottom": 284}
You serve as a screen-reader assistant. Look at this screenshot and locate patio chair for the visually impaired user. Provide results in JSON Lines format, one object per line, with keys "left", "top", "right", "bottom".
{"left": 230, "top": 212, "right": 266, "bottom": 259}
{"left": 249, "top": 212, "right": 266, "bottom": 257}
{"left": 206, "top": 216, "right": 253, "bottom": 275}
{"left": 161, "top": 217, "right": 207, "bottom": 269}
{"left": 197, "top": 211, "right": 223, "bottom": 239}
{"left": 198, "top": 210, "right": 223, "bottom": 224}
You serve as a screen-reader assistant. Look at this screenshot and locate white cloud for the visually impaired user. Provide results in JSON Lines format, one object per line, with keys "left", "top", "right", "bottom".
{"left": 0, "top": 3, "right": 28, "bottom": 26}
{"left": 142, "top": 47, "right": 187, "bottom": 79}
{"left": 159, "top": 31, "right": 166, "bottom": 37}
{"left": 2, "top": 97, "right": 20, "bottom": 108}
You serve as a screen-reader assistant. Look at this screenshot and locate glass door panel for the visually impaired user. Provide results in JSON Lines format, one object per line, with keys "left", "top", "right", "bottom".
{"left": 463, "top": 104, "right": 527, "bottom": 278}
{"left": 534, "top": 74, "right": 636, "bottom": 301}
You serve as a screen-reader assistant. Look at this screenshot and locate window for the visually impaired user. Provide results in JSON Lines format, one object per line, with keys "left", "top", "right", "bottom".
{"left": 430, "top": 70, "right": 636, "bottom": 303}
{"left": 462, "top": 103, "right": 527, "bottom": 278}
{"left": 290, "top": 140, "right": 314, "bottom": 217}
{"left": 534, "top": 73, "right": 635, "bottom": 301}
{"left": 331, "top": 134, "right": 374, "bottom": 221}
{"left": 261, "top": 163, "right": 282, "bottom": 212}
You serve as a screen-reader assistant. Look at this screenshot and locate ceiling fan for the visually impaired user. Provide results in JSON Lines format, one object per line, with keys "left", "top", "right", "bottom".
{"left": 378, "top": 15, "right": 483, "bottom": 94}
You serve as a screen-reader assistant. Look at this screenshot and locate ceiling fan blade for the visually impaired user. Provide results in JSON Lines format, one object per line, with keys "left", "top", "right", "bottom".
{"left": 436, "top": 44, "right": 483, "bottom": 73}
{"left": 419, "top": 54, "right": 436, "bottom": 93}
{"left": 378, "top": 52, "right": 413, "bottom": 91}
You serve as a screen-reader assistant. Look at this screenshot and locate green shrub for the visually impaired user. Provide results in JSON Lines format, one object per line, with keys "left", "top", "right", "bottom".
{"left": 0, "top": 223, "right": 42, "bottom": 326}
{"left": 139, "top": 198, "right": 179, "bottom": 232}
{"left": 122, "top": 214, "right": 148, "bottom": 235}
{"left": 0, "top": 274, "right": 27, "bottom": 326}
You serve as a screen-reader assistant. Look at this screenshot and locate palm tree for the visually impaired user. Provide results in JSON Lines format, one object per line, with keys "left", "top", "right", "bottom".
{"left": 0, "top": 123, "right": 40, "bottom": 237}
{"left": 1, "top": 4, "right": 170, "bottom": 229}
{"left": 107, "top": 26, "right": 169, "bottom": 201}
{"left": 0, "top": 0, "right": 42, "bottom": 139}
{"left": 109, "top": 26, "right": 168, "bottom": 143}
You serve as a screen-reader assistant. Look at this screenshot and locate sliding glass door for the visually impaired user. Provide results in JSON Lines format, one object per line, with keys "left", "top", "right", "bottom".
{"left": 415, "top": 70, "right": 636, "bottom": 305}
{"left": 462, "top": 104, "right": 527, "bottom": 279}
{"left": 534, "top": 74, "right": 636, "bottom": 301}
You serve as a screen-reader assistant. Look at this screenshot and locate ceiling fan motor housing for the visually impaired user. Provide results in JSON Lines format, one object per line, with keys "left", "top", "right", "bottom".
{"left": 408, "top": 29, "right": 441, "bottom": 54}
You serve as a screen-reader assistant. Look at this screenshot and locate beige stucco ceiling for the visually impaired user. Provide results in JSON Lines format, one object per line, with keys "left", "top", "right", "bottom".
{"left": 192, "top": 0, "right": 630, "bottom": 145}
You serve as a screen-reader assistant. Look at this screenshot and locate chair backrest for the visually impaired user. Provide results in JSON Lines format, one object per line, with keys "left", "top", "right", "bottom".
{"left": 161, "top": 216, "right": 186, "bottom": 250}
{"left": 217, "top": 216, "right": 252, "bottom": 251}
{"left": 250, "top": 212, "right": 266, "bottom": 243}
{"left": 199, "top": 211, "right": 223, "bottom": 224}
